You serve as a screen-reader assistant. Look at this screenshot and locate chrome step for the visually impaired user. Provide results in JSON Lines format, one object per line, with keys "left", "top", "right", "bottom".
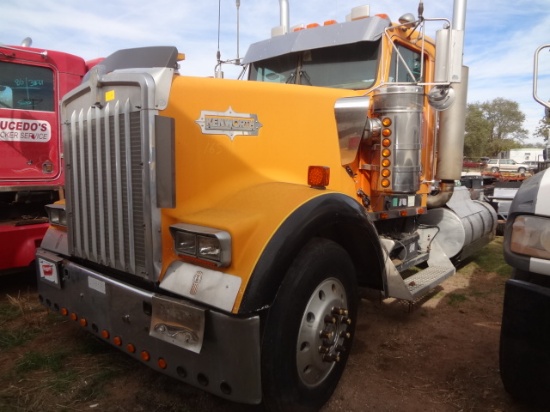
{"left": 384, "top": 238, "right": 455, "bottom": 302}
{"left": 404, "top": 265, "right": 455, "bottom": 300}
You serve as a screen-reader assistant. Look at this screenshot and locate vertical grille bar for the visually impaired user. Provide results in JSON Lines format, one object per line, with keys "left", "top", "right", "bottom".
{"left": 103, "top": 103, "right": 116, "bottom": 267}
{"left": 86, "top": 108, "right": 97, "bottom": 261}
{"left": 95, "top": 109, "right": 106, "bottom": 262}
{"left": 123, "top": 100, "right": 136, "bottom": 273}
{"left": 69, "top": 111, "right": 82, "bottom": 256}
{"left": 77, "top": 110, "right": 90, "bottom": 257}
{"left": 113, "top": 101, "right": 126, "bottom": 270}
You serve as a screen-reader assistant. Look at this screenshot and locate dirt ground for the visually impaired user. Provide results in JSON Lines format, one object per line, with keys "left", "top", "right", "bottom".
{"left": 0, "top": 237, "right": 544, "bottom": 412}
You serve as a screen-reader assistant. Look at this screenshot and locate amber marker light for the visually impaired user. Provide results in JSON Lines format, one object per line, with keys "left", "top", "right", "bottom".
{"left": 381, "top": 179, "right": 391, "bottom": 188}
{"left": 382, "top": 128, "right": 392, "bottom": 137}
{"left": 79, "top": 318, "right": 87, "bottom": 327}
{"left": 306, "top": 22, "right": 320, "bottom": 28}
{"left": 382, "top": 138, "right": 391, "bottom": 147}
{"left": 382, "top": 149, "right": 391, "bottom": 157}
{"left": 60, "top": 308, "right": 68, "bottom": 316}
{"left": 380, "top": 212, "right": 389, "bottom": 219}
{"left": 70, "top": 313, "right": 78, "bottom": 321}
{"left": 308, "top": 166, "right": 330, "bottom": 187}
{"left": 417, "top": 207, "right": 426, "bottom": 214}
{"left": 381, "top": 159, "right": 391, "bottom": 167}
{"left": 400, "top": 210, "right": 408, "bottom": 217}
{"left": 382, "top": 117, "right": 392, "bottom": 127}
{"left": 324, "top": 19, "right": 337, "bottom": 25}
{"left": 381, "top": 169, "right": 391, "bottom": 177}
{"left": 141, "top": 351, "right": 151, "bottom": 362}
{"left": 101, "top": 330, "right": 110, "bottom": 339}
{"left": 127, "top": 343, "right": 136, "bottom": 353}
{"left": 158, "top": 358, "right": 168, "bottom": 369}
{"left": 113, "top": 336, "right": 122, "bottom": 346}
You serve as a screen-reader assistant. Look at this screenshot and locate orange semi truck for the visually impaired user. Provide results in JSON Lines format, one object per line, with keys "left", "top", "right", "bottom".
{"left": 0, "top": 40, "right": 95, "bottom": 273}
{"left": 36, "top": 1, "right": 495, "bottom": 410}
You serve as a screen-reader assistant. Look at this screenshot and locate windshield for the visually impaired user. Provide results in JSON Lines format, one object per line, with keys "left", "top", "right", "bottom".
{"left": 249, "top": 40, "right": 380, "bottom": 90}
{"left": 0, "top": 61, "right": 54, "bottom": 111}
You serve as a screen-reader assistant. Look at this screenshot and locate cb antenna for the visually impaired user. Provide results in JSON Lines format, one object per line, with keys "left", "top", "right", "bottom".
{"left": 215, "top": 0, "right": 242, "bottom": 78}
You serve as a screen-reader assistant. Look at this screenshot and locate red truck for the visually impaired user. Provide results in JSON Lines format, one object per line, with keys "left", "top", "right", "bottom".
{"left": 0, "top": 39, "right": 96, "bottom": 273}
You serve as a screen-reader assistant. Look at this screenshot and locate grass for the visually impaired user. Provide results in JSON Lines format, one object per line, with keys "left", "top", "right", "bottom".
{"left": 447, "top": 292, "right": 468, "bottom": 306}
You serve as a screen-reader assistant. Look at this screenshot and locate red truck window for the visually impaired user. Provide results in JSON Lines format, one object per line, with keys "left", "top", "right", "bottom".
{"left": 0, "top": 61, "right": 54, "bottom": 112}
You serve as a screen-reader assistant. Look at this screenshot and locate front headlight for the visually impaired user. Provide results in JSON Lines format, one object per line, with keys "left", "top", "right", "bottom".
{"left": 45, "top": 204, "right": 67, "bottom": 227}
{"left": 510, "top": 215, "right": 550, "bottom": 259}
{"left": 169, "top": 223, "right": 231, "bottom": 267}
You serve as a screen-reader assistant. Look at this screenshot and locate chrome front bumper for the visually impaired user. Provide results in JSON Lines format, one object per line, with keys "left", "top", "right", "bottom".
{"left": 36, "top": 248, "right": 262, "bottom": 404}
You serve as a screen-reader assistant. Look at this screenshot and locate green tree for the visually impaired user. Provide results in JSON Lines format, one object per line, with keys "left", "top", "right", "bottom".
{"left": 534, "top": 115, "right": 550, "bottom": 142}
{"left": 463, "top": 98, "right": 527, "bottom": 157}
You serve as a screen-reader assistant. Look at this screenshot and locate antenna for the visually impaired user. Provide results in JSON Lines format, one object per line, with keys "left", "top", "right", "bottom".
{"left": 214, "top": 0, "right": 243, "bottom": 78}
{"left": 235, "top": 0, "right": 241, "bottom": 65}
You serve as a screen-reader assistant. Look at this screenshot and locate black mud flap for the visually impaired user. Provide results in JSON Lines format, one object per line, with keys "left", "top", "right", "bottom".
{"left": 500, "top": 278, "right": 550, "bottom": 404}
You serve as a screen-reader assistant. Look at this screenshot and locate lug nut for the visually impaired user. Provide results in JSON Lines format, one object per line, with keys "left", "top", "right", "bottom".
{"left": 319, "top": 330, "right": 334, "bottom": 340}
{"left": 331, "top": 307, "right": 348, "bottom": 316}
{"left": 323, "top": 354, "right": 340, "bottom": 363}
{"left": 324, "top": 315, "right": 336, "bottom": 324}
{"left": 340, "top": 331, "right": 351, "bottom": 339}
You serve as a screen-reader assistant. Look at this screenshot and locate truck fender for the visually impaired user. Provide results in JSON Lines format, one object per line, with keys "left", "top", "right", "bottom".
{"left": 238, "top": 192, "right": 384, "bottom": 314}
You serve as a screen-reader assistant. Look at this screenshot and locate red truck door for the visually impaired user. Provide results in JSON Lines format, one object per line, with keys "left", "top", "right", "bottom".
{"left": 0, "top": 59, "right": 61, "bottom": 185}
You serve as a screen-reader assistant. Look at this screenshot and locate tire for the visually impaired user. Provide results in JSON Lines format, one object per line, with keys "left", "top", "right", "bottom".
{"left": 261, "top": 238, "right": 358, "bottom": 412}
{"left": 518, "top": 167, "right": 526, "bottom": 174}
{"left": 491, "top": 167, "right": 499, "bottom": 173}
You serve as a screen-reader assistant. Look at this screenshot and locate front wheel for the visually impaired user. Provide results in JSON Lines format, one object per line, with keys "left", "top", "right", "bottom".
{"left": 491, "top": 167, "right": 499, "bottom": 173}
{"left": 261, "top": 238, "right": 358, "bottom": 412}
{"left": 518, "top": 167, "right": 526, "bottom": 174}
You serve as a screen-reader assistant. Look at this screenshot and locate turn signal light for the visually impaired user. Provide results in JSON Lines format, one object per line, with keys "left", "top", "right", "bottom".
{"left": 158, "top": 358, "right": 168, "bottom": 369}
{"left": 308, "top": 166, "right": 330, "bottom": 187}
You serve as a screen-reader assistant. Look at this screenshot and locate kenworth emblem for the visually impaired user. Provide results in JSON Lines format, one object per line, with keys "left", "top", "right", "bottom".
{"left": 195, "top": 107, "right": 262, "bottom": 141}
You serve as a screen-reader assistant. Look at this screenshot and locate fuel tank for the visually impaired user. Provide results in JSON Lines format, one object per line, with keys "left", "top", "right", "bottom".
{"left": 418, "top": 186, "right": 497, "bottom": 261}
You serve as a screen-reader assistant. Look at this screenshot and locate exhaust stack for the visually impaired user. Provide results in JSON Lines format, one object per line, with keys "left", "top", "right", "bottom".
{"left": 279, "top": 0, "right": 290, "bottom": 34}
{"left": 429, "top": 0, "right": 468, "bottom": 208}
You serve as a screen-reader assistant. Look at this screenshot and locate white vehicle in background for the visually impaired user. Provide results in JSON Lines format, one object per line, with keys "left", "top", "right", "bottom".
{"left": 485, "top": 158, "right": 530, "bottom": 174}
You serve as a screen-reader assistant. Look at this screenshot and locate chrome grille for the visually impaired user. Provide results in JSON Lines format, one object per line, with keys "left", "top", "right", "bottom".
{"left": 65, "top": 99, "right": 148, "bottom": 277}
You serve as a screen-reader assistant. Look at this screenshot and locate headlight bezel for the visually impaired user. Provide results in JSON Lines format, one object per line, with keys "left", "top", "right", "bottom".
{"left": 45, "top": 204, "right": 67, "bottom": 227}
{"left": 169, "top": 223, "right": 231, "bottom": 267}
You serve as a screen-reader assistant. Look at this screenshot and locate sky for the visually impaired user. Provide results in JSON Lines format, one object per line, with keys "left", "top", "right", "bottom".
{"left": 3, "top": 0, "right": 550, "bottom": 144}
